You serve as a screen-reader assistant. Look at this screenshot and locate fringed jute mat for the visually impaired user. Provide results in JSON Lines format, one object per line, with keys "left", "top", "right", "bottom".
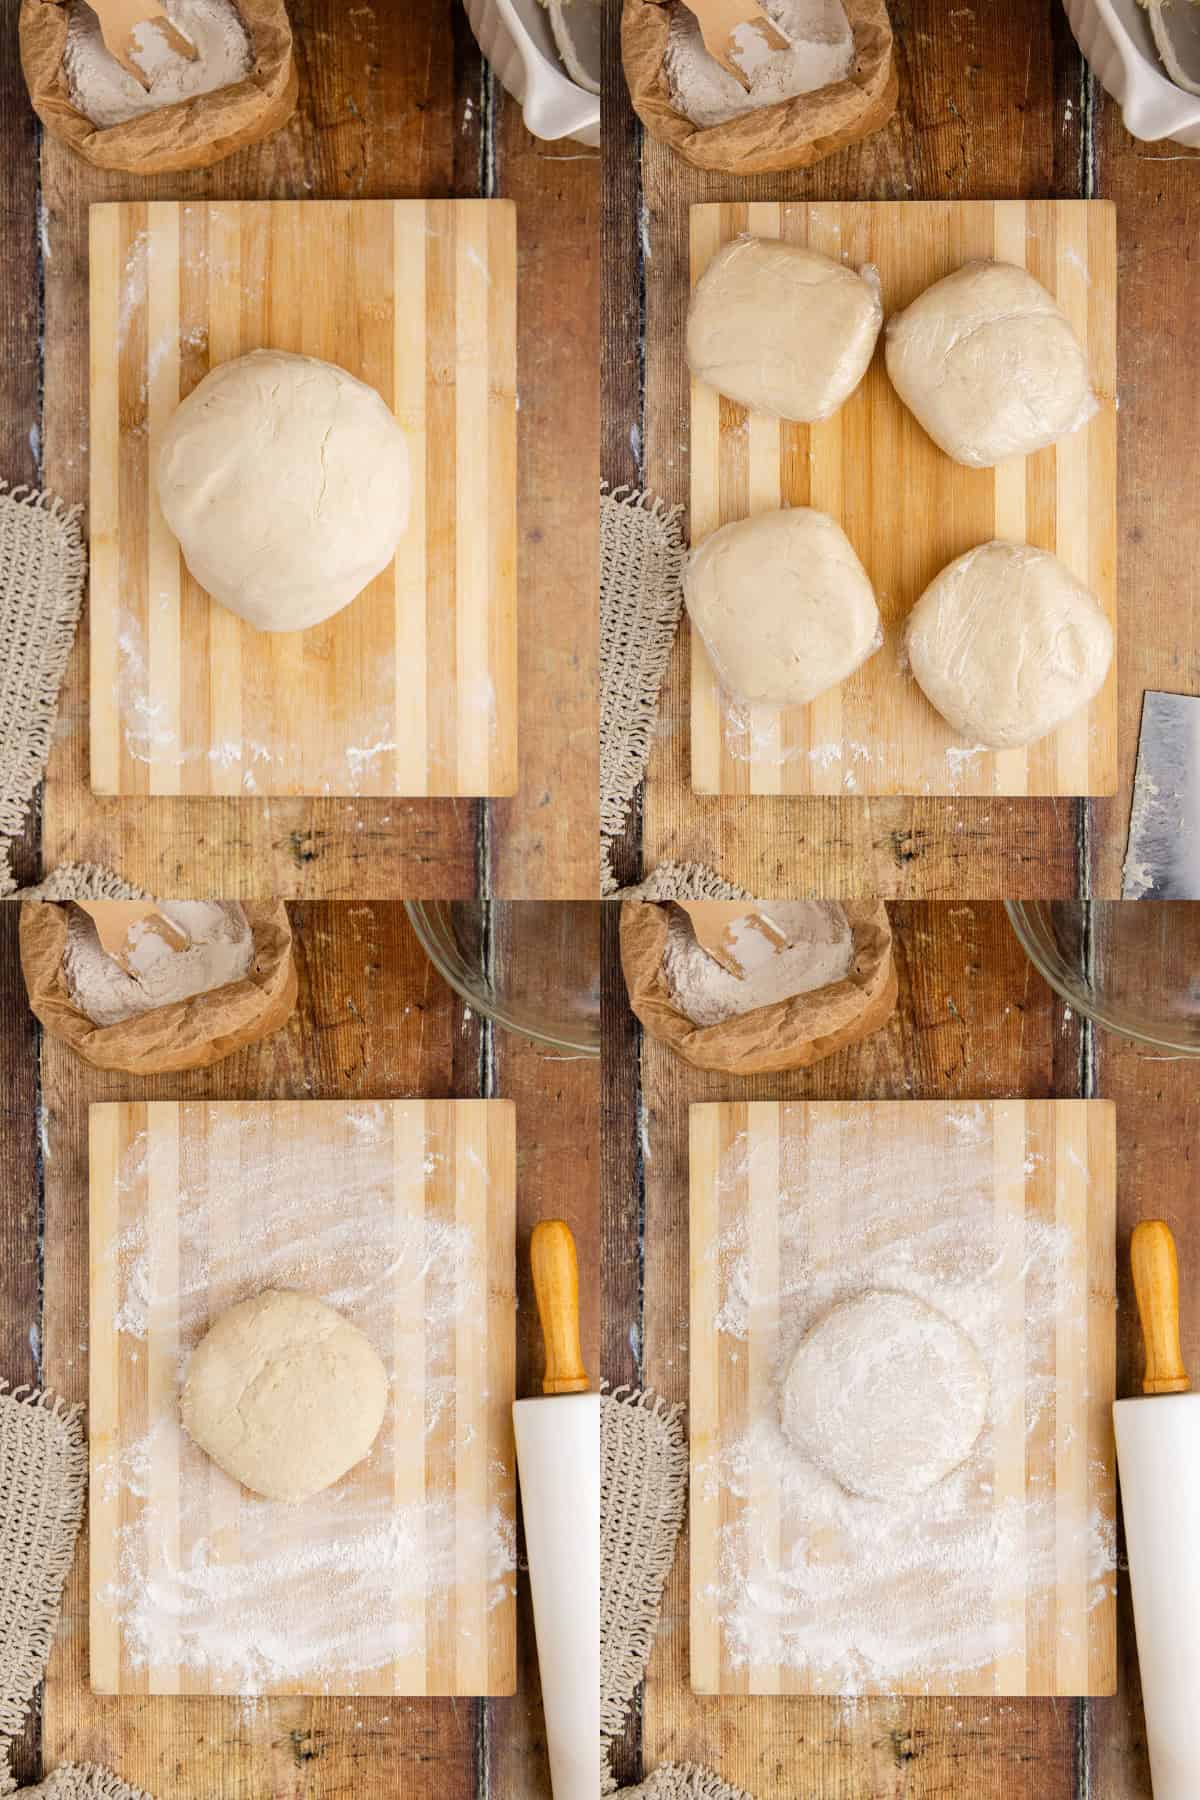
{"left": 603, "top": 1389, "right": 755, "bottom": 1800}
{"left": 0, "top": 1385, "right": 150, "bottom": 1800}
{"left": 0, "top": 489, "right": 87, "bottom": 899}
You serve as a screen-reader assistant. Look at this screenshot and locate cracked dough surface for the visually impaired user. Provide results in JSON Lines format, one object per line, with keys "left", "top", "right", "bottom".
{"left": 157, "top": 349, "right": 410, "bottom": 633}
{"left": 885, "top": 259, "right": 1097, "bottom": 467}
{"left": 684, "top": 506, "right": 881, "bottom": 707}
{"left": 781, "top": 1290, "right": 990, "bottom": 1503}
{"left": 687, "top": 236, "right": 882, "bottom": 424}
{"left": 180, "top": 1289, "right": 389, "bottom": 1501}
{"left": 905, "top": 539, "right": 1113, "bottom": 749}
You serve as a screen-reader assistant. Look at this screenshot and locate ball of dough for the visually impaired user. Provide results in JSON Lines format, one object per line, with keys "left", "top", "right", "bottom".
{"left": 885, "top": 260, "right": 1097, "bottom": 467}
{"left": 157, "top": 350, "right": 410, "bottom": 633}
{"left": 687, "top": 237, "right": 883, "bottom": 423}
{"left": 905, "top": 540, "right": 1113, "bottom": 749}
{"left": 781, "top": 1291, "right": 989, "bottom": 1503}
{"left": 684, "top": 506, "right": 881, "bottom": 707}
{"left": 180, "top": 1290, "right": 389, "bottom": 1502}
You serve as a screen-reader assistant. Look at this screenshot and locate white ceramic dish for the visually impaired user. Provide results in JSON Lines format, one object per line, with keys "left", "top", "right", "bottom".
{"left": 1063, "top": 0, "right": 1200, "bottom": 144}
{"left": 462, "top": 0, "right": 601, "bottom": 146}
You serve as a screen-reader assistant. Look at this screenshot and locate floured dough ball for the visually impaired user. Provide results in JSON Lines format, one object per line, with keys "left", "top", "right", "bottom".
{"left": 684, "top": 506, "right": 881, "bottom": 707}
{"left": 687, "top": 237, "right": 883, "bottom": 423}
{"left": 181, "top": 1290, "right": 389, "bottom": 1502}
{"left": 781, "top": 1290, "right": 990, "bottom": 1502}
{"left": 157, "top": 350, "right": 410, "bottom": 633}
{"left": 905, "top": 540, "right": 1113, "bottom": 749}
{"left": 885, "top": 260, "right": 1097, "bottom": 466}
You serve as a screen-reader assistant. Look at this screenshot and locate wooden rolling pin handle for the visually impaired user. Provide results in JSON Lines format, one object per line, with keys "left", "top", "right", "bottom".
{"left": 1132, "top": 1219, "right": 1192, "bottom": 1395}
{"left": 531, "top": 1220, "right": 590, "bottom": 1396}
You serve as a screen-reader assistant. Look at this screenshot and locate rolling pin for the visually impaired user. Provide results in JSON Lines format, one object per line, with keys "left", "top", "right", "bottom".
{"left": 512, "top": 1221, "right": 600, "bottom": 1800}
{"left": 1114, "top": 1220, "right": 1200, "bottom": 1800}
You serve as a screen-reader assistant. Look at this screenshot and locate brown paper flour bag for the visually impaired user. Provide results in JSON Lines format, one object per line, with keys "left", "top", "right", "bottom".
{"left": 620, "top": 899, "right": 897, "bottom": 1074}
{"left": 622, "top": 0, "right": 896, "bottom": 174}
{"left": 20, "top": 900, "right": 298, "bottom": 1074}
{"left": 19, "top": 0, "right": 297, "bottom": 174}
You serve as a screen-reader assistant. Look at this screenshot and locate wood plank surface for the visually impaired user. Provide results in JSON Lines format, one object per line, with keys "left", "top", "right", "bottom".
{"left": 88, "top": 1097, "right": 516, "bottom": 1698}
{"left": 23, "top": 900, "right": 599, "bottom": 1799}
{"left": 627, "top": 1, "right": 1095, "bottom": 895}
{"left": 688, "top": 1097, "right": 1116, "bottom": 1698}
{"left": 689, "top": 201, "right": 1117, "bottom": 800}
{"left": 89, "top": 199, "right": 517, "bottom": 802}
{"left": 33, "top": 0, "right": 596, "bottom": 898}
{"left": 625, "top": 901, "right": 1097, "bottom": 1794}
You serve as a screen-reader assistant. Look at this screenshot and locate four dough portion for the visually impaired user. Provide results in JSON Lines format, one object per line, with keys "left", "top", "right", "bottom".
{"left": 180, "top": 1289, "right": 389, "bottom": 1502}
{"left": 684, "top": 507, "right": 882, "bottom": 707}
{"left": 157, "top": 349, "right": 410, "bottom": 634}
{"left": 781, "top": 1290, "right": 990, "bottom": 1502}
{"left": 687, "top": 237, "right": 883, "bottom": 424}
{"left": 905, "top": 540, "right": 1113, "bottom": 749}
{"left": 885, "top": 260, "right": 1097, "bottom": 467}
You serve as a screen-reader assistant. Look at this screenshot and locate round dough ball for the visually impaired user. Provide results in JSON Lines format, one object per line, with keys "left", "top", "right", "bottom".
{"left": 180, "top": 1289, "right": 388, "bottom": 1502}
{"left": 781, "top": 1291, "right": 989, "bottom": 1502}
{"left": 687, "top": 237, "right": 883, "bottom": 424}
{"left": 684, "top": 506, "right": 881, "bottom": 707}
{"left": 905, "top": 540, "right": 1113, "bottom": 749}
{"left": 885, "top": 260, "right": 1097, "bottom": 467}
{"left": 157, "top": 350, "right": 410, "bottom": 633}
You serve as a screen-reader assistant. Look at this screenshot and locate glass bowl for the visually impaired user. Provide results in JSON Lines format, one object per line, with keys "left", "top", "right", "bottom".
{"left": 1006, "top": 901, "right": 1200, "bottom": 1055}
{"left": 405, "top": 901, "right": 600, "bottom": 1056}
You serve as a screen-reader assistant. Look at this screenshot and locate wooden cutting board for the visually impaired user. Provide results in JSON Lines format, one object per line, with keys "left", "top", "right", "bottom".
{"left": 89, "top": 1099, "right": 516, "bottom": 1697}
{"left": 89, "top": 200, "right": 517, "bottom": 798}
{"left": 689, "top": 200, "right": 1117, "bottom": 797}
{"left": 689, "top": 1099, "right": 1116, "bottom": 1697}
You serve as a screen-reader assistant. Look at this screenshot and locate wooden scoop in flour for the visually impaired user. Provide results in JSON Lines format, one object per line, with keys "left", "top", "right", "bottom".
{"left": 511, "top": 1222, "right": 599, "bottom": 1797}
{"left": 77, "top": 901, "right": 190, "bottom": 976}
{"left": 680, "top": 901, "right": 789, "bottom": 978}
{"left": 680, "top": 0, "right": 791, "bottom": 87}
{"left": 90, "top": 0, "right": 197, "bottom": 89}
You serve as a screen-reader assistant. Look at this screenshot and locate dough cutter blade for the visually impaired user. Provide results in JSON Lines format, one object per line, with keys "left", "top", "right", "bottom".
{"left": 1122, "top": 691, "right": 1200, "bottom": 898}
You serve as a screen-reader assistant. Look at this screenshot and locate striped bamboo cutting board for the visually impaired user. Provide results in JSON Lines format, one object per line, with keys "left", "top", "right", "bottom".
{"left": 89, "top": 200, "right": 517, "bottom": 798}
{"left": 689, "top": 1099, "right": 1116, "bottom": 1697}
{"left": 689, "top": 200, "right": 1117, "bottom": 797}
{"left": 89, "top": 1099, "right": 517, "bottom": 1697}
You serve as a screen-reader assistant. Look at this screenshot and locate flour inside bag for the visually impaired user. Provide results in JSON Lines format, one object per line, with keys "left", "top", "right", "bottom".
{"left": 20, "top": 899, "right": 298, "bottom": 1073}
{"left": 19, "top": 0, "right": 297, "bottom": 173}
{"left": 621, "top": 0, "right": 897, "bottom": 174}
{"left": 620, "top": 900, "right": 897, "bottom": 1074}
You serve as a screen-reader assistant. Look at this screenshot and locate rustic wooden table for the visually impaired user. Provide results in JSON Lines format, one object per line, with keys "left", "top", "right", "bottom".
{"left": 602, "top": 899, "right": 1192, "bottom": 1797}
{"left": 602, "top": 3, "right": 1200, "bottom": 899}
{"left": 0, "top": 900, "right": 599, "bottom": 1798}
{"left": 0, "top": 1, "right": 598, "bottom": 900}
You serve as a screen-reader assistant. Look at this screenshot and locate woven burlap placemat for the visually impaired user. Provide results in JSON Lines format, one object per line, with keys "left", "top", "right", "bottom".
{"left": 603, "top": 1389, "right": 753, "bottom": 1800}
{"left": 0, "top": 1384, "right": 149, "bottom": 1800}
{"left": 0, "top": 488, "right": 87, "bottom": 900}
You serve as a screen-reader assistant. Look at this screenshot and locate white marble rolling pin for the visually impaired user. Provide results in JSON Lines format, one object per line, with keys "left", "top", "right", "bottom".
{"left": 512, "top": 1221, "right": 600, "bottom": 1800}
{"left": 1114, "top": 1220, "right": 1200, "bottom": 1800}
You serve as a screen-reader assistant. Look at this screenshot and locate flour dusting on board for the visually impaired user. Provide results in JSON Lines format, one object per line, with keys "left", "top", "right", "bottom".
{"left": 700, "top": 1106, "right": 1116, "bottom": 1691}
{"left": 97, "top": 1105, "right": 515, "bottom": 1690}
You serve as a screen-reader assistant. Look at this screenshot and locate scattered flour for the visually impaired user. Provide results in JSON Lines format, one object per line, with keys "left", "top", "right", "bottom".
{"left": 662, "top": 900, "right": 854, "bottom": 1025}
{"left": 664, "top": 0, "right": 855, "bottom": 130}
{"left": 98, "top": 1106, "right": 513, "bottom": 1689}
{"left": 64, "top": 900, "right": 254, "bottom": 1027}
{"left": 700, "top": 1106, "right": 1117, "bottom": 1690}
{"left": 63, "top": 0, "right": 253, "bottom": 130}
